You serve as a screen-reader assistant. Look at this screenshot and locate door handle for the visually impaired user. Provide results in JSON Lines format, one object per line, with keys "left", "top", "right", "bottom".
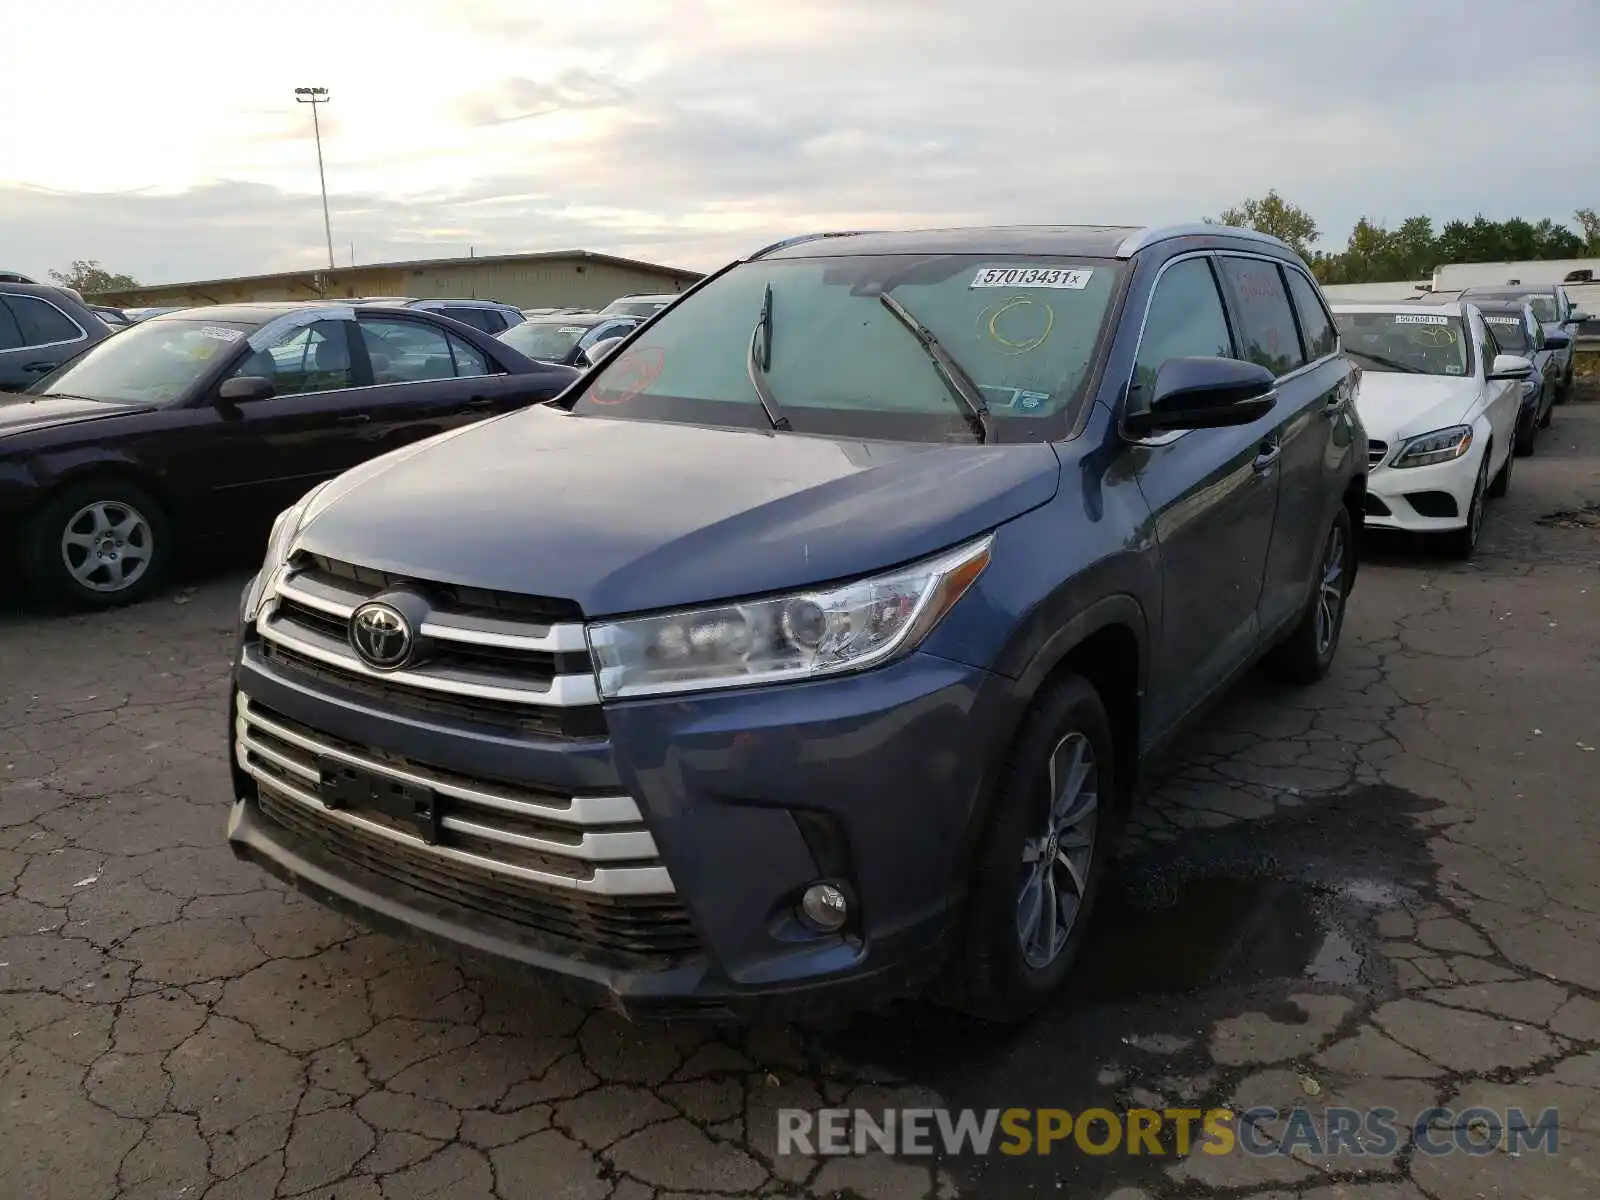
{"left": 21, "top": 361, "right": 54, "bottom": 373}
{"left": 464, "top": 396, "right": 494, "bottom": 410}
{"left": 1253, "top": 441, "right": 1282, "bottom": 472}
{"left": 338, "top": 413, "right": 371, "bottom": 424}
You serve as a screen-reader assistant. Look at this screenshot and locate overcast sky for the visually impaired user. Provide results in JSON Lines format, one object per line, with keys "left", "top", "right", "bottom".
{"left": 5, "top": 0, "right": 1597, "bottom": 286}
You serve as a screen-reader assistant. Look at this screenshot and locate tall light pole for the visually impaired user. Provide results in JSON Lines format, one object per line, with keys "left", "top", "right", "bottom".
{"left": 294, "top": 87, "right": 335, "bottom": 271}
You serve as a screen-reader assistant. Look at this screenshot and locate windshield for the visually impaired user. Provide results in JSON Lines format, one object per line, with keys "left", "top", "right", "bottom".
{"left": 498, "top": 319, "right": 595, "bottom": 361}
{"left": 1335, "top": 312, "right": 1472, "bottom": 377}
{"left": 27, "top": 318, "right": 255, "bottom": 405}
{"left": 1470, "top": 290, "right": 1558, "bottom": 322}
{"left": 569, "top": 254, "right": 1123, "bottom": 441}
{"left": 606, "top": 299, "right": 668, "bottom": 317}
{"left": 1479, "top": 313, "right": 1531, "bottom": 352}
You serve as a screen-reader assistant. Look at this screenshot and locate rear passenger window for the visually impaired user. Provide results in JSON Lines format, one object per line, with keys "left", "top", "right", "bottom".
{"left": 0, "top": 300, "right": 24, "bottom": 350}
{"left": 1217, "top": 257, "right": 1306, "bottom": 376}
{"left": 1131, "top": 257, "right": 1234, "bottom": 405}
{"left": 1285, "top": 270, "right": 1338, "bottom": 360}
{"left": 362, "top": 319, "right": 457, "bottom": 383}
{"left": 8, "top": 295, "right": 83, "bottom": 346}
{"left": 448, "top": 333, "right": 492, "bottom": 377}
{"left": 443, "top": 307, "right": 498, "bottom": 333}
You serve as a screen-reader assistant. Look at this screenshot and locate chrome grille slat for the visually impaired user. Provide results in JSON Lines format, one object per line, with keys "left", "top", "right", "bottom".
{"left": 260, "top": 558, "right": 599, "bottom": 716}
{"left": 439, "top": 815, "right": 660, "bottom": 861}
{"left": 236, "top": 694, "right": 672, "bottom": 896}
{"left": 258, "top": 605, "right": 601, "bottom": 708}
{"left": 236, "top": 697, "right": 636, "bottom": 825}
{"left": 1368, "top": 439, "right": 1389, "bottom": 468}
{"left": 278, "top": 572, "right": 589, "bottom": 654}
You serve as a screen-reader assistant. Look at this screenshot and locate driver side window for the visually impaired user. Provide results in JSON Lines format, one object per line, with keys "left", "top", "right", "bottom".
{"left": 228, "top": 320, "right": 355, "bottom": 396}
{"left": 1131, "top": 257, "right": 1234, "bottom": 410}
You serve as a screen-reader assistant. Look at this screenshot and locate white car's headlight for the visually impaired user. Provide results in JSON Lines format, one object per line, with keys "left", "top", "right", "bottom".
{"left": 1392, "top": 425, "right": 1473, "bottom": 469}
{"left": 587, "top": 536, "right": 994, "bottom": 700}
{"left": 241, "top": 481, "right": 332, "bottom": 622}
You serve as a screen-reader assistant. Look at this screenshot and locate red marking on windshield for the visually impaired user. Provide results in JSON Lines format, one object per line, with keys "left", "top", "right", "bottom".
{"left": 590, "top": 346, "right": 665, "bottom": 406}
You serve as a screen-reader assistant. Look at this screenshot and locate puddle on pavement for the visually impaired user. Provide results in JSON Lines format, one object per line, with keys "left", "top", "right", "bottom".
{"left": 815, "top": 784, "right": 1441, "bottom": 1197}
{"left": 1081, "top": 873, "right": 1366, "bottom": 999}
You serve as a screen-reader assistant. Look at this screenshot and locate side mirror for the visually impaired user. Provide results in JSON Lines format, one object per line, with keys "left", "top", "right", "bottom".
{"left": 218, "top": 375, "right": 275, "bottom": 402}
{"left": 579, "top": 336, "right": 625, "bottom": 369}
{"left": 1487, "top": 354, "right": 1533, "bottom": 381}
{"left": 1541, "top": 330, "right": 1571, "bottom": 351}
{"left": 1125, "top": 357, "right": 1277, "bottom": 436}
{"left": 1566, "top": 311, "right": 1592, "bottom": 324}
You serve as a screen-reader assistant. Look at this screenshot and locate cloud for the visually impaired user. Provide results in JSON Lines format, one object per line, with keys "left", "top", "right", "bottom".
{"left": 457, "top": 70, "right": 633, "bottom": 127}
{"left": 3, "top": 0, "right": 1596, "bottom": 284}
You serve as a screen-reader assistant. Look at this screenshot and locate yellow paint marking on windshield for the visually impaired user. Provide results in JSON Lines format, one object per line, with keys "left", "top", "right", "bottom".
{"left": 982, "top": 295, "right": 1055, "bottom": 354}
{"left": 1406, "top": 325, "right": 1457, "bottom": 346}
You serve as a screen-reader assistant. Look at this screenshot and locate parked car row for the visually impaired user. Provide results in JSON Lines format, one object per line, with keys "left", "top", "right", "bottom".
{"left": 0, "top": 302, "right": 580, "bottom": 605}
{"left": 1331, "top": 292, "right": 1580, "bottom": 558}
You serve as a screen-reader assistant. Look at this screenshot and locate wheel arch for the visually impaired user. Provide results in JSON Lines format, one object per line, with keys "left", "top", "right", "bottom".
{"left": 987, "top": 594, "right": 1149, "bottom": 833}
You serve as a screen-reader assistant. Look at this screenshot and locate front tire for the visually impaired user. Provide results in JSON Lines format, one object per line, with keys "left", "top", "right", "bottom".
{"left": 946, "top": 675, "right": 1115, "bottom": 1023}
{"left": 1443, "top": 453, "right": 1489, "bottom": 560}
{"left": 23, "top": 479, "right": 172, "bottom": 609}
{"left": 1487, "top": 441, "right": 1513, "bottom": 498}
{"left": 1515, "top": 408, "right": 1538, "bottom": 456}
{"left": 1263, "top": 505, "right": 1353, "bottom": 684}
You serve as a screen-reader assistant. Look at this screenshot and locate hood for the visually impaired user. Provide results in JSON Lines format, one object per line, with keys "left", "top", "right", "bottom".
{"left": 1354, "top": 374, "right": 1479, "bottom": 444}
{"left": 298, "top": 407, "right": 1062, "bottom": 616}
{"left": 0, "top": 394, "right": 152, "bottom": 438}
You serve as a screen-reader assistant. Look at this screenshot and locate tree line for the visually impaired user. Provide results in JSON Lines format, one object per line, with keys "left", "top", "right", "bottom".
{"left": 49, "top": 196, "right": 1600, "bottom": 297}
{"left": 1206, "top": 191, "right": 1600, "bottom": 285}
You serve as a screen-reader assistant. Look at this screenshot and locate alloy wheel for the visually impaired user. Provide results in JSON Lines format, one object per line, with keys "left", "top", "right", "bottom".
{"left": 1016, "top": 733, "right": 1099, "bottom": 969}
{"left": 1315, "top": 522, "right": 1346, "bottom": 657}
{"left": 60, "top": 500, "right": 153, "bottom": 593}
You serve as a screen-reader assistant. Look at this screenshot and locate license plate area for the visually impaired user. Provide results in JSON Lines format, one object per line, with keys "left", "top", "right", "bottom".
{"left": 319, "top": 760, "right": 441, "bottom": 843}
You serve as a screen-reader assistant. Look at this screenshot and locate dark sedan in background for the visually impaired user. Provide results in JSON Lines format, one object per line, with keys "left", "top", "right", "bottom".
{"left": 0, "top": 302, "right": 579, "bottom": 607}
{"left": 496, "top": 311, "right": 643, "bottom": 366}
{"left": 0, "top": 282, "right": 114, "bottom": 390}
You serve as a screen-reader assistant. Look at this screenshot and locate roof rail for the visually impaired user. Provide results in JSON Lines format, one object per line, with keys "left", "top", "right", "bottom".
{"left": 1115, "top": 223, "right": 1294, "bottom": 259}
{"left": 747, "top": 230, "right": 881, "bottom": 259}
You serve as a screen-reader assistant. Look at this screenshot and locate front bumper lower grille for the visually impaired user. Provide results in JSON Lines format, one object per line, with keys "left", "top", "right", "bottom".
{"left": 234, "top": 693, "right": 698, "bottom": 962}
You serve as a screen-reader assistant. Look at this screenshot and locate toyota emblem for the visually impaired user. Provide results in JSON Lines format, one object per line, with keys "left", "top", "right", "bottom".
{"left": 350, "top": 602, "right": 413, "bottom": 671}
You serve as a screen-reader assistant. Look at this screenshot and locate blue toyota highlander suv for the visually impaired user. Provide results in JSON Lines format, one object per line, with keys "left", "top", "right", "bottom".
{"left": 227, "top": 224, "right": 1366, "bottom": 1021}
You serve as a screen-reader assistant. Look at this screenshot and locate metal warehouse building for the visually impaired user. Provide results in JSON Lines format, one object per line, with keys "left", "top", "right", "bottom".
{"left": 92, "top": 249, "right": 703, "bottom": 311}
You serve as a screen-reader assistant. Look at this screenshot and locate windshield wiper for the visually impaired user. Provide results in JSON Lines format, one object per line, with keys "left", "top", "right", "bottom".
{"left": 746, "top": 283, "right": 791, "bottom": 432}
{"left": 1352, "top": 352, "right": 1425, "bottom": 375}
{"left": 877, "top": 293, "right": 993, "bottom": 443}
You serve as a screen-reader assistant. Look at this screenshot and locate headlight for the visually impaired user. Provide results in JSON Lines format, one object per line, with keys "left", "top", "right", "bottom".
{"left": 241, "top": 481, "right": 332, "bottom": 622}
{"left": 587, "top": 536, "right": 993, "bottom": 699}
{"left": 1392, "top": 425, "right": 1473, "bottom": 469}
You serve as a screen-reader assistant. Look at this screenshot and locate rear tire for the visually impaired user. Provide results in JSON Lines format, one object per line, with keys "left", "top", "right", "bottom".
{"left": 22, "top": 479, "right": 172, "bottom": 609}
{"left": 1263, "top": 505, "right": 1353, "bottom": 685}
{"left": 945, "top": 674, "right": 1116, "bottom": 1023}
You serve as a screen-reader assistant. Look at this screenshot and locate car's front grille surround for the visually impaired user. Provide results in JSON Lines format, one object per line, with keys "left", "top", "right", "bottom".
{"left": 256, "top": 555, "right": 604, "bottom": 736}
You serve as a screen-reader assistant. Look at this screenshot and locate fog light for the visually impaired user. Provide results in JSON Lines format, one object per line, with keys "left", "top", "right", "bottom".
{"left": 800, "top": 882, "right": 849, "bottom": 931}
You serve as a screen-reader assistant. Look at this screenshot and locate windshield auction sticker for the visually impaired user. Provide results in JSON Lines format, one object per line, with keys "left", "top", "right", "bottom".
{"left": 1393, "top": 314, "right": 1449, "bottom": 326}
{"left": 1484, "top": 316, "right": 1520, "bottom": 325}
{"left": 970, "top": 266, "right": 1093, "bottom": 290}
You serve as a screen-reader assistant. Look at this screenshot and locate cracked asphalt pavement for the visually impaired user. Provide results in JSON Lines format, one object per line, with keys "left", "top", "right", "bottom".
{"left": 3, "top": 398, "right": 1598, "bottom": 1200}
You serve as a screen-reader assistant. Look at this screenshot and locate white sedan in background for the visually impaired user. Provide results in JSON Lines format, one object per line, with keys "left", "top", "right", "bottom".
{"left": 1332, "top": 302, "right": 1530, "bottom": 559}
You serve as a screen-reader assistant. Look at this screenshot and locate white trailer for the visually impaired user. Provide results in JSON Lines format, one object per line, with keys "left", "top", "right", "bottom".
{"left": 1431, "top": 259, "right": 1600, "bottom": 291}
